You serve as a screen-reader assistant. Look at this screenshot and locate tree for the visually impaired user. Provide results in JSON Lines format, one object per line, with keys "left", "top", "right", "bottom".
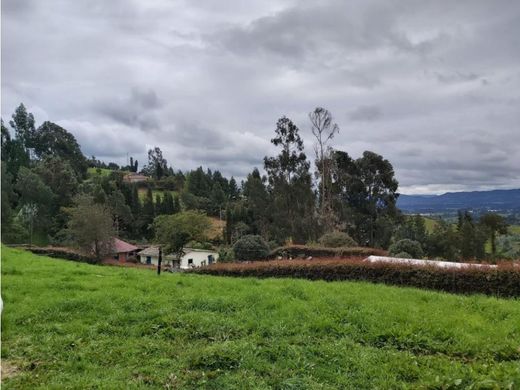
{"left": 309, "top": 107, "right": 339, "bottom": 230}
{"left": 1, "top": 119, "right": 30, "bottom": 178}
{"left": 34, "top": 156, "right": 79, "bottom": 208}
{"left": 144, "top": 147, "right": 168, "bottom": 179}
{"left": 479, "top": 213, "right": 508, "bottom": 255}
{"left": 1, "top": 163, "right": 17, "bottom": 229}
{"left": 153, "top": 211, "right": 210, "bottom": 260}
{"left": 389, "top": 239, "right": 424, "bottom": 258}
{"left": 331, "top": 150, "right": 399, "bottom": 248}
{"left": 68, "top": 195, "right": 115, "bottom": 261}
{"left": 457, "top": 211, "right": 487, "bottom": 260}
{"left": 139, "top": 187, "right": 155, "bottom": 238}
{"left": 107, "top": 190, "right": 133, "bottom": 235}
{"left": 233, "top": 234, "right": 270, "bottom": 261}
{"left": 33, "top": 121, "right": 88, "bottom": 178}
{"left": 9, "top": 103, "right": 36, "bottom": 150}
{"left": 15, "top": 167, "right": 54, "bottom": 209}
{"left": 228, "top": 177, "right": 240, "bottom": 200}
{"left": 242, "top": 168, "right": 270, "bottom": 237}
{"left": 264, "top": 117, "right": 316, "bottom": 243}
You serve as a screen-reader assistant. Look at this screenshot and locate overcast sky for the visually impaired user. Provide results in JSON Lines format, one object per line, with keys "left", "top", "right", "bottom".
{"left": 2, "top": 0, "right": 519, "bottom": 194}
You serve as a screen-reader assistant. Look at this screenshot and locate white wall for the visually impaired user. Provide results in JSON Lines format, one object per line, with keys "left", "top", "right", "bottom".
{"left": 139, "top": 251, "right": 218, "bottom": 269}
{"left": 180, "top": 250, "right": 218, "bottom": 269}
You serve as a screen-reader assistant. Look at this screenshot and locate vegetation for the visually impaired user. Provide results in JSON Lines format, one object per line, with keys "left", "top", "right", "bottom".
{"left": 67, "top": 195, "right": 115, "bottom": 260}
{"left": 318, "top": 231, "right": 357, "bottom": 248}
{"left": 233, "top": 234, "right": 270, "bottom": 261}
{"left": 389, "top": 239, "right": 424, "bottom": 259}
{"left": 1, "top": 102, "right": 518, "bottom": 262}
{"left": 153, "top": 211, "right": 210, "bottom": 258}
{"left": 2, "top": 247, "right": 519, "bottom": 388}
{"left": 195, "top": 257, "right": 520, "bottom": 297}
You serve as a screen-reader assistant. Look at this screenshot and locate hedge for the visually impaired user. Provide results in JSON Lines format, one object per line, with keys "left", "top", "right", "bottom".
{"left": 269, "top": 245, "right": 387, "bottom": 259}
{"left": 192, "top": 258, "right": 520, "bottom": 297}
{"left": 8, "top": 245, "right": 97, "bottom": 264}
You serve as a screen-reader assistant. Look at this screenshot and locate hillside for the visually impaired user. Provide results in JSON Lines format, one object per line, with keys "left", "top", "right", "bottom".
{"left": 397, "top": 188, "right": 520, "bottom": 214}
{"left": 2, "top": 247, "right": 519, "bottom": 388}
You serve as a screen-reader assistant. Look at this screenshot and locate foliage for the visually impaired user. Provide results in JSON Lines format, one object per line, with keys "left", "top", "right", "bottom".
{"left": 394, "top": 251, "right": 412, "bottom": 258}
{"left": 479, "top": 213, "right": 508, "bottom": 255}
{"left": 233, "top": 234, "right": 270, "bottom": 261}
{"left": 389, "top": 239, "right": 424, "bottom": 258}
{"left": 318, "top": 231, "right": 357, "bottom": 248}
{"left": 32, "top": 121, "right": 88, "bottom": 178}
{"left": 264, "top": 117, "right": 316, "bottom": 243}
{"left": 3, "top": 246, "right": 520, "bottom": 388}
{"left": 153, "top": 210, "right": 210, "bottom": 257}
{"left": 270, "top": 245, "right": 387, "bottom": 259}
{"left": 67, "top": 195, "right": 115, "bottom": 260}
{"left": 330, "top": 150, "right": 399, "bottom": 248}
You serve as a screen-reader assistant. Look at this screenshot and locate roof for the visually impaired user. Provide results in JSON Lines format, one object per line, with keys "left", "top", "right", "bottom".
{"left": 137, "top": 246, "right": 217, "bottom": 257}
{"left": 365, "top": 256, "right": 497, "bottom": 269}
{"left": 112, "top": 238, "right": 139, "bottom": 253}
{"left": 184, "top": 247, "right": 218, "bottom": 254}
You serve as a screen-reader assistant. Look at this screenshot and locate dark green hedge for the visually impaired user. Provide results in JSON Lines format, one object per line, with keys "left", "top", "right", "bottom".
{"left": 269, "top": 245, "right": 387, "bottom": 259}
{"left": 9, "top": 245, "right": 97, "bottom": 264}
{"left": 192, "top": 259, "right": 520, "bottom": 297}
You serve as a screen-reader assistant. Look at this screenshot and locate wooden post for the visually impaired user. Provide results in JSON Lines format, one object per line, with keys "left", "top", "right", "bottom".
{"left": 157, "top": 246, "right": 162, "bottom": 275}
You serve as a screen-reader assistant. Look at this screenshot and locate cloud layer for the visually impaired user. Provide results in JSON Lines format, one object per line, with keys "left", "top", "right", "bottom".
{"left": 2, "top": 0, "right": 519, "bottom": 193}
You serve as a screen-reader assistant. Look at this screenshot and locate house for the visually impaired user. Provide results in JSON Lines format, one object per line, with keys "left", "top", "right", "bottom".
{"left": 137, "top": 246, "right": 175, "bottom": 266}
{"left": 111, "top": 238, "right": 139, "bottom": 262}
{"left": 123, "top": 172, "right": 149, "bottom": 184}
{"left": 137, "top": 246, "right": 218, "bottom": 269}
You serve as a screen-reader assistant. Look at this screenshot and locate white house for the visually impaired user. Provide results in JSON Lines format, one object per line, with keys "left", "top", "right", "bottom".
{"left": 137, "top": 246, "right": 218, "bottom": 269}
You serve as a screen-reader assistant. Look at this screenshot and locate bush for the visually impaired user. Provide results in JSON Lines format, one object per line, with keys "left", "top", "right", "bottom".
{"left": 191, "top": 259, "right": 520, "bottom": 297}
{"left": 318, "top": 231, "right": 357, "bottom": 248}
{"left": 270, "top": 245, "right": 387, "bottom": 259}
{"left": 389, "top": 239, "right": 423, "bottom": 258}
{"left": 233, "top": 235, "right": 270, "bottom": 261}
{"left": 394, "top": 252, "right": 412, "bottom": 259}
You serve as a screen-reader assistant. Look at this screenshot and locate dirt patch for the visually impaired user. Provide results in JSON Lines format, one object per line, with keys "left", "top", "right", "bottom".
{"left": 1, "top": 360, "right": 20, "bottom": 381}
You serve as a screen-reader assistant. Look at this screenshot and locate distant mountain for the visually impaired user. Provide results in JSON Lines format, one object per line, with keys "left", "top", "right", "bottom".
{"left": 397, "top": 189, "right": 520, "bottom": 214}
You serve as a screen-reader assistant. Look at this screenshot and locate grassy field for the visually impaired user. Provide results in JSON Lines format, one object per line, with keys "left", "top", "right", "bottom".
{"left": 2, "top": 247, "right": 520, "bottom": 389}
{"left": 86, "top": 167, "right": 114, "bottom": 178}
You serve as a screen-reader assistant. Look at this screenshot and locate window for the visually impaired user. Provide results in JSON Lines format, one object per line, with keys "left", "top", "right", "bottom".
{"left": 146, "top": 256, "right": 152, "bottom": 265}
{"left": 188, "top": 259, "right": 193, "bottom": 267}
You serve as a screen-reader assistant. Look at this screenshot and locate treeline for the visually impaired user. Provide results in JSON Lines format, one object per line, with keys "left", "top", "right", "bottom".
{"left": 1, "top": 103, "right": 511, "bottom": 262}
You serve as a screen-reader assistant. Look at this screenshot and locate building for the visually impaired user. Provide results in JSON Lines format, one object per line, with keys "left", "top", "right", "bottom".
{"left": 123, "top": 172, "right": 149, "bottom": 184}
{"left": 137, "top": 246, "right": 218, "bottom": 269}
{"left": 111, "top": 238, "right": 139, "bottom": 262}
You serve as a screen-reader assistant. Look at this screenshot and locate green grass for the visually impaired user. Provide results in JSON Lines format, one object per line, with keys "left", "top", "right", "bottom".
{"left": 510, "top": 225, "right": 520, "bottom": 234}
{"left": 87, "top": 167, "right": 113, "bottom": 178}
{"left": 138, "top": 188, "right": 177, "bottom": 202}
{"left": 422, "top": 216, "right": 439, "bottom": 233}
{"left": 2, "top": 246, "right": 520, "bottom": 389}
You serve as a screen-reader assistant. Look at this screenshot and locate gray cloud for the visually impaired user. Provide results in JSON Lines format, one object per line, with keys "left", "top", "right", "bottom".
{"left": 2, "top": 0, "right": 520, "bottom": 193}
{"left": 349, "top": 105, "right": 383, "bottom": 121}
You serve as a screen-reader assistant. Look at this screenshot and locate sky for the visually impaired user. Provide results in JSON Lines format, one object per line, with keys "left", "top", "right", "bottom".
{"left": 2, "top": 0, "right": 519, "bottom": 194}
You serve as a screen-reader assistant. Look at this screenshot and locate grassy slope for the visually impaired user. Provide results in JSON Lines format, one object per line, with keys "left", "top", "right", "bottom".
{"left": 86, "top": 167, "right": 113, "bottom": 177}
{"left": 2, "top": 247, "right": 520, "bottom": 389}
{"left": 137, "top": 188, "right": 177, "bottom": 202}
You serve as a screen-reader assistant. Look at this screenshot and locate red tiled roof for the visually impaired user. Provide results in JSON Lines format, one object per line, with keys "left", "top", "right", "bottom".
{"left": 112, "top": 238, "right": 139, "bottom": 253}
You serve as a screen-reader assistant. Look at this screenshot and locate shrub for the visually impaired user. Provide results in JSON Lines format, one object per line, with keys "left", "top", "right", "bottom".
{"left": 389, "top": 239, "right": 423, "bottom": 258}
{"left": 318, "top": 231, "right": 357, "bottom": 248}
{"left": 270, "top": 245, "right": 387, "bottom": 259}
{"left": 233, "top": 235, "right": 270, "bottom": 261}
{"left": 191, "top": 259, "right": 520, "bottom": 297}
{"left": 394, "top": 252, "right": 412, "bottom": 259}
